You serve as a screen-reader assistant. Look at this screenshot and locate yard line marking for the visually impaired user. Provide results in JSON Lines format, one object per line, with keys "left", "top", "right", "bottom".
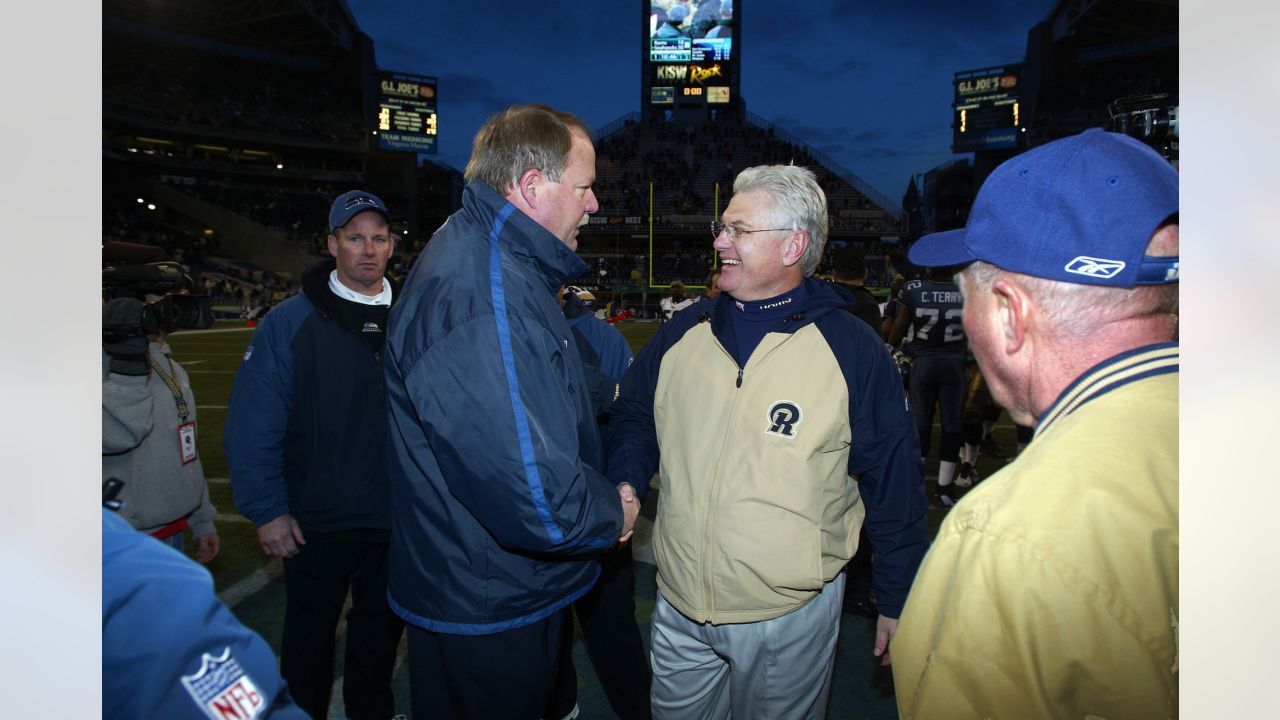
{"left": 173, "top": 327, "right": 257, "bottom": 336}
{"left": 327, "top": 596, "right": 355, "bottom": 719}
{"left": 207, "top": 477, "right": 229, "bottom": 484}
{"left": 215, "top": 513, "right": 251, "bottom": 524}
{"left": 197, "top": 405, "right": 229, "bottom": 410}
{"left": 182, "top": 360, "right": 207, "bottom": 366}
{"left": 217, "top": 558, "right": 283, "bottom": 609}
{"left": 187, "top": 370, "right": 238, "bottom": 374}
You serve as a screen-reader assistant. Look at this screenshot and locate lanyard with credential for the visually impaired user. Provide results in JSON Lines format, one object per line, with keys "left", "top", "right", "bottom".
{"left": 147, "top": 354, "right": 190, "bottom": 422}
{"left": 148, "top": 353, "right": 199, "bottom": 464}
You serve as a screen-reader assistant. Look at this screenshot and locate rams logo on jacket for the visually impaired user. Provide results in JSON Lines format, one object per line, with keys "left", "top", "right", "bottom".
{"left": 766, "top": 401, "right": 802, "bottom": 438}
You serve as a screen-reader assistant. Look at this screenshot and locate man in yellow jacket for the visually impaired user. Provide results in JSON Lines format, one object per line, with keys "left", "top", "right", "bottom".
{"left": 893, "top": 128, "right": 1179, "bottom": 719}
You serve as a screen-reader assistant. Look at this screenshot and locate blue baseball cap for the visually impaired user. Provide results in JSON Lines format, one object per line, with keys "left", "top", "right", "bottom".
{"left": 329, "top": 190, "right": 391, "bottom": 234}
{"left": 908, "top": 128, "right": 1179, "bottom": 287}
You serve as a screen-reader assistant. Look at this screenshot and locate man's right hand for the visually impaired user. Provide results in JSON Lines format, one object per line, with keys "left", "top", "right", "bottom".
{"left": 257, "top": 514, "right": 306, "bottom": 558}
{"left": 617, "top": 483, "right": 640, "bottom": 545}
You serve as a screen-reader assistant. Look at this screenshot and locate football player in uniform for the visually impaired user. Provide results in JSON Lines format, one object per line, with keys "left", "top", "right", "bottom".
{"left": 889, "top": 268, "right": 968, "bottom": 505}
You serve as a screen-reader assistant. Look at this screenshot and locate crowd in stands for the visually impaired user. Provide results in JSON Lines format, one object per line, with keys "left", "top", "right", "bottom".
{"left": 557, "top": 236, "right": 902, "bottom": 299}
{"left": 187, "top": 179, "right": 408, "bottom": 257}
{"left": 178, "top": 179, "right": 334, "bottom": 249}
{"left": 593, "top": 116, "right": 900, "bottom": 235}
{"left": 650, "top": 0, "right": 733, "bottom": 39}
{"left": 103, "top": 203, "right": 214, "bottom": 270}
{"left": 102, "top": 31, "right": 907, "bottom": 308}
{"left": 103, "top": 33, "right": 364, "bottom": 146}
{"left": 131, "top": 173, "right": 406, "bottom": 258}
{"left": 103, "top": 199, "right": 303, "bottom": 312}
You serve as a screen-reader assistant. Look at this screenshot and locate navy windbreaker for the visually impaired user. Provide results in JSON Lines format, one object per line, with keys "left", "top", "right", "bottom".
{"left": 383, "top": 182, "right": 623, "bottom": 634}
{"left": 223, "top": 259, "right": 395, "bottom": 534}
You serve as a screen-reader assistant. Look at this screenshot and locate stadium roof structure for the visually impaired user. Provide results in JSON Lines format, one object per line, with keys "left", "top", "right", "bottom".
{"left": 103, "top": 0, "right": 364, "bottom": 53}
{"left": 1048, "top": 0, "right": 1177, "bottom": 45}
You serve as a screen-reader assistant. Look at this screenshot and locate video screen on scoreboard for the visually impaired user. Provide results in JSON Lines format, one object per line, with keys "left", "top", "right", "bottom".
{"left": 648, "top": 0, "right": 734, "bottom": 60}
{"left": 375, "top": 70, "right": 438, "bottom": 154}
{"left": 649, "top": 37, "right": 731, "bottom": 63}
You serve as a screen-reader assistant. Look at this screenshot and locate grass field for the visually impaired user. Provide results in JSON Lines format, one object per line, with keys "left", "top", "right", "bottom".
{"left": 168, "top": 316, "right": 1018, "bottom": 595}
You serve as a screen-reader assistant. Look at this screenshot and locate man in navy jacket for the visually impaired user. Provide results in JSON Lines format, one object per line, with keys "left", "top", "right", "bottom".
{"left": 383, "top": 104, "right": 638, "bottom": 719}
{"left": 224, "top": 190, "right": 405, "bottom": 720}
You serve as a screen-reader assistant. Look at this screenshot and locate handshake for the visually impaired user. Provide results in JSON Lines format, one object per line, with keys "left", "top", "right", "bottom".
{"left": 103, "top": 297, "right": 158, "bottom": 376}
{"left": 617, "top": 482, "right": 640, "bottom": 546}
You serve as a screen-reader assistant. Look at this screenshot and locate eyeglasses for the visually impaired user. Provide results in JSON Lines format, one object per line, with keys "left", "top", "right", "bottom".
{"left": 711, "top": 221, "right": 794, "bottom": 241}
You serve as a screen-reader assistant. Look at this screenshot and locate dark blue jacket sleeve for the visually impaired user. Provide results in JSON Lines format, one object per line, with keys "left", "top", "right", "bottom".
{"left": 594, "top": 321, "right": 635, "bottom": 381}
{"left": 572, "top": 327, "right": 619, "bottom": 417}
{"left": 102, "top": 510, "right": 308, "bottom": 719}
{"left": 398, "top": 312, "right": 622, "bottom": 555}
{"left": 606, "top": 320, "right": 673, "bottom": 499}
{"left": 223, "top": 303, "right": 299, "bottom": 527}
{"left": 829, "top": 318, "right": 929, "bottom": 618}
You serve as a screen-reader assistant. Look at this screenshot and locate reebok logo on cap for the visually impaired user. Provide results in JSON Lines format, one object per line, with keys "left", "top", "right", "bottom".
{"left": 1064, "top": 256, "right": 1126, "bottom": 280}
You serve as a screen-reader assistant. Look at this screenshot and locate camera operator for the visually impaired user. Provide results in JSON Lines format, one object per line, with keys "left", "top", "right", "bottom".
{"left": 102, "top": 279, "right": 219, "bottom": 563}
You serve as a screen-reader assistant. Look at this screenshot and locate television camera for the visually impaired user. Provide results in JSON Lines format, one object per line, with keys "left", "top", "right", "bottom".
{"left": 1108, "top": 94, "right": 1178, "bottom": 166}
{"left": 102, "top": 261, "right": 214, "bottom": 339}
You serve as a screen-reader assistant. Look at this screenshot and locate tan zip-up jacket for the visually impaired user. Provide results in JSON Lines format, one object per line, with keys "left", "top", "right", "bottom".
{"left": 609, "top": 281, "right": 929, "bottom": 624}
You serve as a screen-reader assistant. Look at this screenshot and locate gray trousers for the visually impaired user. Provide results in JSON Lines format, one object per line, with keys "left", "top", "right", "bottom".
{"left": 649, "top": 573, "right": 845, "bottom": 720}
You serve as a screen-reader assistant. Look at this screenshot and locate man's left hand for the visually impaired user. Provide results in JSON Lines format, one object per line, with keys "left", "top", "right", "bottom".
{"left": 874, "top": 614, "right": 898, "bottom": 667}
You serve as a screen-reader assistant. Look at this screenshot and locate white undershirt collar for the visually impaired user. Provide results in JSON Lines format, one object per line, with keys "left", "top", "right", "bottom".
{"left": 328, "top": 270, "right": 392, "bottom": 306}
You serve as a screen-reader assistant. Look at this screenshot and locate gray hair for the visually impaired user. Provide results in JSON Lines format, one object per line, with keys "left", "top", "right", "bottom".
{"left": 956, "top": 223, "right": 1179, "bottom": 339}
{"left": 464, "top": 104, "right": 591, "bottom": 195}
{"left": 732, "top": 165, "right": 828, "bottom": 276}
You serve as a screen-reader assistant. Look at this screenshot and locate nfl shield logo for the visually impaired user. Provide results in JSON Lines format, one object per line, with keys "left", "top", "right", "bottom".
{"left": 180, "top": 647, "right": 266, "bottom": 719}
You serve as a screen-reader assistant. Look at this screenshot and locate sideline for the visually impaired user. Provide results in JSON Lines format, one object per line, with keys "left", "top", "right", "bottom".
{"left": 217, "top": 557, "right": 283, "bottom": 609}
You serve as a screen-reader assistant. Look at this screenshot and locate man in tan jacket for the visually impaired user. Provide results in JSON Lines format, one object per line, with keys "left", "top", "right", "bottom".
{"left": 893, "top": 128, "right": 1179, "bottom": 719}
{"left": 610, "top": 165, "right": 928, "bottom": 719}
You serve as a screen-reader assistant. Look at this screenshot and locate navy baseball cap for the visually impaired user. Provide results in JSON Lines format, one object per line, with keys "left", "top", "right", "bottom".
{"left": 908, "top": 128, "right": 1179, "bottom": 287}
{"left": 329, "top": 190, "right": 391, "bottom": 234}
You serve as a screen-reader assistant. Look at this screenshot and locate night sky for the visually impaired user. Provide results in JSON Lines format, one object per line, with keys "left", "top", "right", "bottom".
{"left": 347, "top": 0, "right": 1057, "bottom": 204}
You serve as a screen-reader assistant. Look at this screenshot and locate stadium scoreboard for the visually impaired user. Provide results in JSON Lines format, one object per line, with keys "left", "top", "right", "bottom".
{"left": 952, "top": 66, "right": 1021, "bottom": 153}
{"left": 644, "top": 1, "right": 738, "bottom": 114}
{"left": 376, "top": 71, "right": 438, "bottom": 154}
